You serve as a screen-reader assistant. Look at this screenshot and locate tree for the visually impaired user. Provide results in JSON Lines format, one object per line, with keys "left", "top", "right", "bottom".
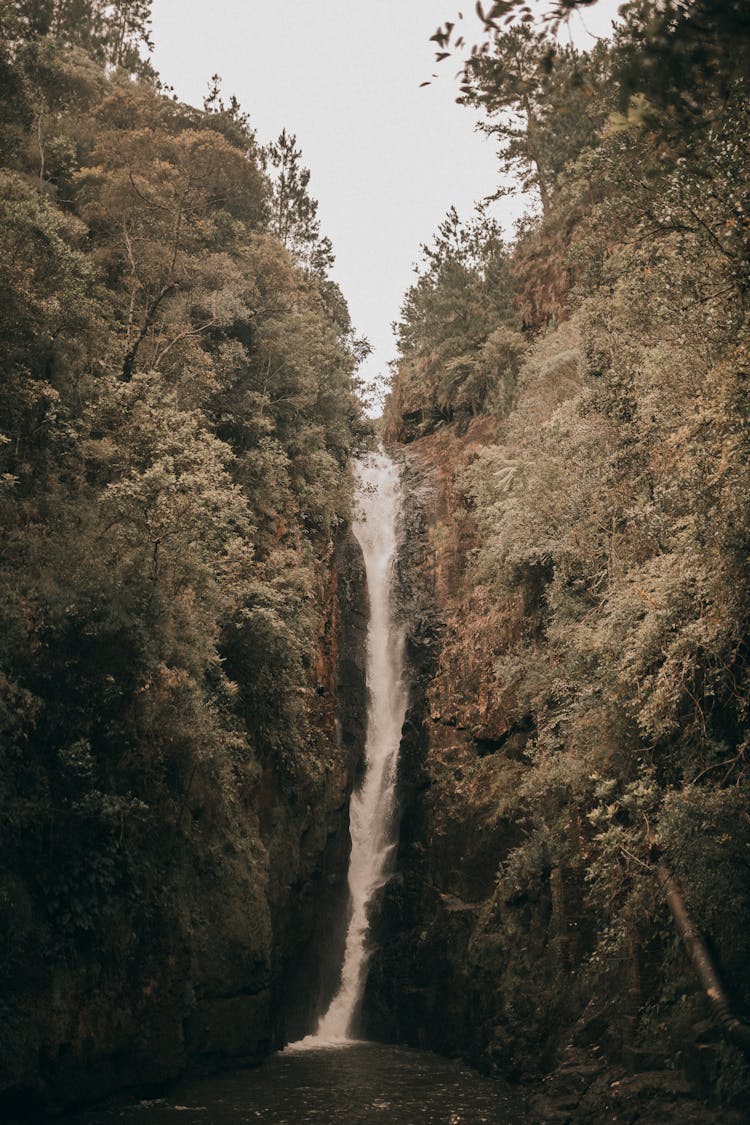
{"left": 460, "top": 27, "right": 611, "bottom": 214}
{"left": 0, "top": 170, "right": 106, "bottom": 474}
{"left": 613, "top": 0, "right": 750, "bottom": 124}
{"left": 102, "top": 0, "right": 153, "bottom": 71}
{"left": 387, "top": 205, "right": 521, "bottom": 434}
{"left": 75, "top": 111, "right": 267, "bottom": 380}
{"left": 202, "top": 72, "right": 260, "bottom": 152}
{"left": 2, "top": 1, "right": 153, "bottom": 72}
{"left": 264, "top": 128, "right": 334, "bottom": 276}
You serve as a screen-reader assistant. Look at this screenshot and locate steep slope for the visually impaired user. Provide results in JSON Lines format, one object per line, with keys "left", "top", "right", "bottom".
{"left": 365, "top": 7, "right": 750, "bottom": 1109}
{"left": 0, "top": 10, "right": 369, "bottom": 1114}
{"left": 366, "top": 395, "right": 749, "bottom": 1120}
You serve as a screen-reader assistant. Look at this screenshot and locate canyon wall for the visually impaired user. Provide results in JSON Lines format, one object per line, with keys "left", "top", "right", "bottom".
{"left": 1, "top": 531, "right": 367, "bottom": 1118}
{"left": 362, "top": 421, "right": 749, "bottom": 1121}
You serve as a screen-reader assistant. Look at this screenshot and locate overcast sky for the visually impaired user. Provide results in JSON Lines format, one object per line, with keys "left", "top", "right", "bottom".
{"left": 150, "top": 0, "right": 622, "bottom": 404}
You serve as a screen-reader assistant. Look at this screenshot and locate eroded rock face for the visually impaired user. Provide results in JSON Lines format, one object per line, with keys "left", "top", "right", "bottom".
{"left": 359, "top": 429, "right": 744, "bottom": 1120}
{"left": 1, "top": 529, "right": 367, "bottom": 1119}
{"left": 362, "top": 429, "right": 551, "bottom": 1072}
{"left": 204, "top": 524, "right": 368, "bottom": 1054}
{"left": 270, "top": 528, "right": 369, "bottom": 1045}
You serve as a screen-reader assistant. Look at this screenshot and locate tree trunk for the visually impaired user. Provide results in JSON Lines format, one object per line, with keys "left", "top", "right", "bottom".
{"left": 658, "top": 861, "right": 750, "bottom": 1054}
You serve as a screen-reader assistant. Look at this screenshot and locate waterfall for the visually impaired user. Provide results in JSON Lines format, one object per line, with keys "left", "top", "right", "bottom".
{"left": 299, "top": 448, "right": 407, "bottom": 1045}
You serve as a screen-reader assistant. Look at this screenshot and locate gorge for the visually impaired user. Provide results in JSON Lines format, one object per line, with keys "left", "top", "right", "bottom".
{"left": 1, "top": 0, "right": 750, "bottom": 1121}
{"left": 61, "top": 433, "right": 749, "bottom": 1124}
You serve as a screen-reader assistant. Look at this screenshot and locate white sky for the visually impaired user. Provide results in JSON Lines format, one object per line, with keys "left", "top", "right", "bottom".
{"left": 150, "top": 0, "right": 622, "bottom": 404}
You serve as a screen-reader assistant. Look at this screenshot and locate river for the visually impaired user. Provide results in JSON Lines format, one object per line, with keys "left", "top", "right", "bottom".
{"left": 71, "top": 1042, "right": 527, "bottom": 1123}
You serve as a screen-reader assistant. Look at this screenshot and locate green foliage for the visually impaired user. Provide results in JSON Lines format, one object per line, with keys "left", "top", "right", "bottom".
{"left": 4, "top": 0, "right": 154, "bottom": 74}
{"left": 389, "top": 0, "right": 750, "bottom": 1091}
{"left": 613, "top": 0, "right": 750, "bottom": 127}
{"left": 0, "top": 0, "right": 367, "bottom": 1087}
{"left": 386, "top": 206, "right": 521, "bottom": 434}
{"left": 462, "top": 29, "right": 613, "bottom": 214}
{"left": 264, "top": 127, "right": 335, "bottom": 277}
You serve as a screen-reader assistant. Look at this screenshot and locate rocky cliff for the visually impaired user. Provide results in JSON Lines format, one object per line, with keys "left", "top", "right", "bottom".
{"left": 362, "top": 424, "right": 748, "bottom": 1122}
{"left": 1, "top": 530, "right": 367, "bottom": 1120}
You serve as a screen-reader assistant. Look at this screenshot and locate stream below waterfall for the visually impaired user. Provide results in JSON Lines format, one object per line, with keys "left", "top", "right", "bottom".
{"left": 71, "top": 1043, "right": 528, "bottom": 1123}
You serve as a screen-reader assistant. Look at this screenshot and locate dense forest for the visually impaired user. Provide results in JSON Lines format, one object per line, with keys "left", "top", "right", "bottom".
{"left": 2, "top": 0, "right": 750, "bottom": 1118}
{"left": 377, "top": 0, "right": 750, "bottom": 1113}
{"left": 0, "top": 0, "right": 369, "bottom": 1113}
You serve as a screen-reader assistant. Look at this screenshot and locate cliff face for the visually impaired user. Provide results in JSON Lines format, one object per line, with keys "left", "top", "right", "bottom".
{"left": 271, "top": 529, "right": 369, "bottom": 1045}
{"left": 364, "top": 424, "right": 550, "bottom": 1076}
{"left": 362, "top": 425, "right": 747, "bottom": 1121}
{"left": 2, "top": 531, "right": 367, "bottom": 1118}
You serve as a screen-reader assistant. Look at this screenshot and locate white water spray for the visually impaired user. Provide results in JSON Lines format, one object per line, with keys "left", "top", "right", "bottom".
{"left": 296, "top": 449, "right": 407, "bottom": 1047}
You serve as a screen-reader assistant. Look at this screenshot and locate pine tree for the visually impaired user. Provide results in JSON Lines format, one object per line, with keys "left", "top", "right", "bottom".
{"left": 264, "top": 128, "right": 334, "bottom": 275}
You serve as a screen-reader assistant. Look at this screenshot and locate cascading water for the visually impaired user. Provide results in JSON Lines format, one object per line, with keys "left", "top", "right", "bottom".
{"left": 301, "top": 448, "right": 407, "bottom": 1045}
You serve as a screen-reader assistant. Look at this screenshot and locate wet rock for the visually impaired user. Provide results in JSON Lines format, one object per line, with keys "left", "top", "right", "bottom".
{"left": 184, "top": 992, "right": 270, "bottom": 1062}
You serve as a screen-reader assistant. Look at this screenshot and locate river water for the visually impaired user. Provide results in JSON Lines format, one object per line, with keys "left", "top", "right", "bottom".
{"left": 73, "top": 1043, "right": 527, "bottom": 1123}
